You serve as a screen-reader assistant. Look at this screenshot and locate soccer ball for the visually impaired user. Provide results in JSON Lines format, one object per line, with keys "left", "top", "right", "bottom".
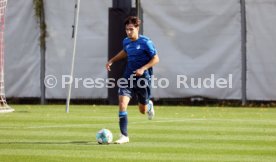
{"left": 96, "top": 128, "right": 113, "bottom": 144}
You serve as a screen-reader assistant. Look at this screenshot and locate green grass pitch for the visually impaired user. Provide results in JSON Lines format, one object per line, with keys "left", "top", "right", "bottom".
{"left": 0, "top": 105, "right": 276, "bottom": 162}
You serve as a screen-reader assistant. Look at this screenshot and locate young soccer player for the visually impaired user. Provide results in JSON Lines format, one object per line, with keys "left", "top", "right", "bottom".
{"left": 105, "top": 16, "right": 159, "bottom": 144}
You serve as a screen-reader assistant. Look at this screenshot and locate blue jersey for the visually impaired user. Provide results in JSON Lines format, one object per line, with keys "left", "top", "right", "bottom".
{"left": 123, "top": 35, "right": 157, "bottom": 78}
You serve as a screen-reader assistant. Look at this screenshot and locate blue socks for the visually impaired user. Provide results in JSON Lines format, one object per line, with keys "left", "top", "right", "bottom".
{"left": 119, "top": 111, "right": 128, "bottom": 137}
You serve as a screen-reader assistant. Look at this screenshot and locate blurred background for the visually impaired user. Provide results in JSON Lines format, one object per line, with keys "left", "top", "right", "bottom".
{"left": 4, "top": 0, "right": 276, "bottom": 105}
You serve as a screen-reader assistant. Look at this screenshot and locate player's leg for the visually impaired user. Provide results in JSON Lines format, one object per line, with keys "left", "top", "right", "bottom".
{"left": 118, "top": 95, "right": 130, "bottom": 137}
{"left": 138, "top": 103, "right": 146, "bottom": 114}
{"left": 138, "top": 100, "right": 154, "bottom": 120}
{"left": 115, "top": 88, "right": 132, "bottom": 144}
{"left": 136, "top": 77, "right": 154, "bottom": 120}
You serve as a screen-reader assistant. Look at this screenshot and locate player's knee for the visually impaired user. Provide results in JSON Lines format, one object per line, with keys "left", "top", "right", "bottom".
{"left": 119, "top": 101, "right": 128, "bottom": 109}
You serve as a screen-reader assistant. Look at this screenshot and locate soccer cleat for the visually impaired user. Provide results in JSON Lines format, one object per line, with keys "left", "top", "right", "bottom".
{"left": 114, "top": 134, "right": 129, "bottom": 144}
{"left": 147, "top": 100, "right": 155, "bottom": 120}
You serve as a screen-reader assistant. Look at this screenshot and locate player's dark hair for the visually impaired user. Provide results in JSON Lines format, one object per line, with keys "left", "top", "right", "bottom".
{"left": 124, "top": 16, "right": 141, "bottom": 27}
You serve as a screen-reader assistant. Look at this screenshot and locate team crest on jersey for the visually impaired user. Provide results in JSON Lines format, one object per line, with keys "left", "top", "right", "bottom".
{"left": 136, "top": 45, "right": 141, "bottom": 50}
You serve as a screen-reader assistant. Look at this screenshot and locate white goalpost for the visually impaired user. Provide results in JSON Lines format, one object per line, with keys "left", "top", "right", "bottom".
{"left": 0, "top": 0, "right": 13, "bottom": 113}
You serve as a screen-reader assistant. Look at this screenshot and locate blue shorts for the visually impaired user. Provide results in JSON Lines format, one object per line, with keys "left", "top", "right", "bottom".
{"left": 118, "top": 74, "right": 151, "bottom": 105}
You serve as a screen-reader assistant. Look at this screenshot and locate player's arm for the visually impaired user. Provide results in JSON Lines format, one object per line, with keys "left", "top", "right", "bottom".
{"left": 135, "top": 54, "right": 159, "bottom": 76}
{"left": 106, "top": 50, "right": 127, "bottom": 71}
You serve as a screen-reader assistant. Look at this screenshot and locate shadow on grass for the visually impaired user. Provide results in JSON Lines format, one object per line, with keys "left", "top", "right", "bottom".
{"left": 14, "top": 111, "right": 30, "bottom": 113}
